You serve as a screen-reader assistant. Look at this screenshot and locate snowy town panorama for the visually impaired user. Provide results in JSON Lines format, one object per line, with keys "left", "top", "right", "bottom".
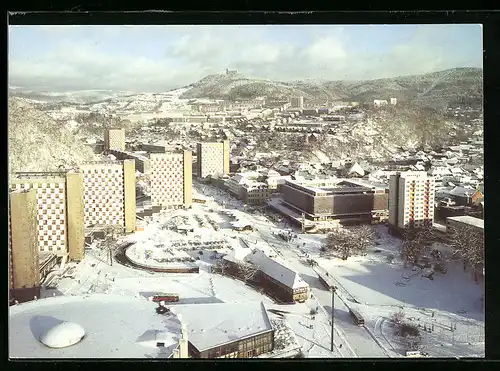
{"left": 8, "top": 24, "right": 484, "bottom": 359}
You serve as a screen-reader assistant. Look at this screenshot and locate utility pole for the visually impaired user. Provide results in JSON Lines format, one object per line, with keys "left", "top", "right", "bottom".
{"left": 331, "top": 287, "right": 335, "bottom": 352}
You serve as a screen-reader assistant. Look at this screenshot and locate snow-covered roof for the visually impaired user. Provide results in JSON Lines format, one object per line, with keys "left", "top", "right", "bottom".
{"left": 229, "top": 171, "right": 261, "bottom": 185}
{"left": 448, "top": 186, "right": 476, "bottom": 198}
{"left": 348, "top": 162, "right": 365, "bottom": 176}
{"left": 447, "top": 215, "right": 484, "bottom": 229}
{"left": 170, "top": 302, "right": 272, "bottom": 352}
{"left": 223, "top": 246, "right": 251, "bottom": 263}
{"left": 264, "top": 169, "right": 281, "bottom": 178}
{"left": 9, "top": 294, "right": 182, "bottom": 358}
{"left": 246, "top": 249, "right": 309, "bottom": 290}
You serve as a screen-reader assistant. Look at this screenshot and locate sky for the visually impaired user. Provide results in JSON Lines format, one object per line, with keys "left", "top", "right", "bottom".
{"left": 8, "top": 24, "right": 483, "bottom": 93}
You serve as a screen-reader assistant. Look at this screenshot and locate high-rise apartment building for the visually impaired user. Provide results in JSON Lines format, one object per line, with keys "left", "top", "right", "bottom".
{"left": 104, "top": 128, "right": 126, "bottom": 152}
{"left": 290, "top": 96, "right": 304, "bottom": 110}
{"left": 150, "top": 151, "right": 192, "bottom": 208}
{"left": 389, "top": 171, "right": 435, "bottom": 229}
{"left": 196, "top": 141, "right": 230, "bottom": 179}
{"left": 11, "top": 171, "right": 85, "bottom": 260}
{"left": 9, "top": 188, "right": 41, "bottom": 302}
{"left": 80, "top": 159, "right": 136, "bottom": 233}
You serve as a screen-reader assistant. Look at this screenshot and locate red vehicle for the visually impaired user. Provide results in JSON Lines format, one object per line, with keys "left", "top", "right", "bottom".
{"left": 152, "top": 293, "right": 179, "bottom": 303}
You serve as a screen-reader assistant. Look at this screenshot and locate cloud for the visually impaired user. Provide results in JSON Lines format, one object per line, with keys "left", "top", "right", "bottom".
{"left": 303, "top": 37, "right": 347, "bottom": 62}
{"left": 8, "top": 25, "right": 482, "bottom": 92}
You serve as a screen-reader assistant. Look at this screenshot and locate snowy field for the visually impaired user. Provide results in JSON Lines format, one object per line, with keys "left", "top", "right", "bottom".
{"left": 191, "top": 181, "right": 485, "bottom": 358}
{"left": 311, "top": 226, "right": 484, "bottom": 358}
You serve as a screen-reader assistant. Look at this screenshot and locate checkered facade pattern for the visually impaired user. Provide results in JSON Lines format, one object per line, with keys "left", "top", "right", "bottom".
{"left": 81, "top": 164, "right": 125, "bottom": 228}
{"left": 105, "top": 128, "right": 126, "bottom": 151}
{"left": 198, "top": 143, "right": 225, "bottom": 178}
{"left": 150, "top": 153, "right": 186, "bottom": 207}
{"left": 13, "top": 180, "right": 67, "bottom": 254}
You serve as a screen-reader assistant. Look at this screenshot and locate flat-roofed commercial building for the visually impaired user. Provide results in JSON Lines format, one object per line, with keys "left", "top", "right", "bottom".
{"left": 171, "top": 302, "right": 274, "bottom": 358}
{"left": 196, "top": 141, "right": 230, "bottom": 179}
{"left": 389, "top": 171, "right": 435, "bottom": 229}
{"left": 276, "top": 178, "right": 388, "bottom": 224}
{"left": 9, "top": 294, "right": 187, "bottom": 358}
{"left": 446, "top": 215, "right": 484, "bottom": 235}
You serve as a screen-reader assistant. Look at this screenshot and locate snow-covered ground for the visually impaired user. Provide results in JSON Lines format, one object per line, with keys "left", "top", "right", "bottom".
{"left": 9, "top": 294, "right": 182, "bottom": 358}
{"left": 34, "top": 181, "right": 484, "bottom": 359}
{"left": 310, "top": 228, "right": 484, "bottom": 358}
{"left": 190, "top": 181, "right": 484, "bottom": 358}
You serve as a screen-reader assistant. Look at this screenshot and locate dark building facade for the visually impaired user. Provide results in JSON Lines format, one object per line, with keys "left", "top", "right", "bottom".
{"left": 189, "top": 330, "right": 274, "bottom": 358}
{"left": 281, "top": 180, "right": 388, "bottom": 222}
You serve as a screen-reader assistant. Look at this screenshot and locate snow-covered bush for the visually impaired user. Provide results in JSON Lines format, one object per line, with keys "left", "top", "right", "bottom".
{"left": 390, "top": 309, "right": 406, "bottom": 325}
{"left": 270, "top": 318, "right": 300, "bottom": 352}
{"left": 396, "top": 322, "right": 420, "bottom": 338}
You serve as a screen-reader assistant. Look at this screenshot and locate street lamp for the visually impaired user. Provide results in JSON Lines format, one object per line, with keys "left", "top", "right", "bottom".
{"left": 331, "top": 286, "right": 337, "bottom": 352}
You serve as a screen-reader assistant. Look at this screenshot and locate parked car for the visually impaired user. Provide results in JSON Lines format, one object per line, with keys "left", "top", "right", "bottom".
{"left": 152, "top": 293, "right": 179, "bottom": 303}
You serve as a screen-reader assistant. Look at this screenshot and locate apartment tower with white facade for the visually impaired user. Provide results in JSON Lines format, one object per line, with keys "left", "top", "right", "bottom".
{"left": 389, "top": 171, "right": 435, "bottom": 229}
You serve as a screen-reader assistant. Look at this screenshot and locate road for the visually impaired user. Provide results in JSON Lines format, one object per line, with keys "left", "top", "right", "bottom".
{"left": 194, "top": 183, "right": 391, "bottom": 357}
{"left": 241, "top": 210, "right": 389, "bottom": 357}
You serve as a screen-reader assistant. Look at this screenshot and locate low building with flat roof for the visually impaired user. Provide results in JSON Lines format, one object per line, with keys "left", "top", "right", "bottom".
{"left": 9, "top": 294, "right": 185, "bottom": 359}
{"left": 446, "top": 215, "right": 484, "bottom": 233}
{"left": 273, "top": 178, "right": 388, "bottom": 225}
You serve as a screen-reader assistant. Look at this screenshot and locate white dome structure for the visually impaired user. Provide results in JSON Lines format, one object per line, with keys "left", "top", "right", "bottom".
{"left": 9, "top": 294, "right": 183, "bottom": 358}
{"left": 40, "top": 322, "right": 86, "bottom": 348}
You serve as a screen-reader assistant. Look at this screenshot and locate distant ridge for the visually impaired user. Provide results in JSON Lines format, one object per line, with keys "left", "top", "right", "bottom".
{"left": 179, "top": 67, "right": 483, "bottom": 108}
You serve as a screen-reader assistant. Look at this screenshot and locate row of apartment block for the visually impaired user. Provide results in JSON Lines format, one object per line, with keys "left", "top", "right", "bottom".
{"left": 9, "top": 160, "right": 136, "bottom": 301}
{"left": 104, "top": 129, "right": 229, "bottom": 209}
{"left": 10, "top": 129, "right": 228, "bottom": 302}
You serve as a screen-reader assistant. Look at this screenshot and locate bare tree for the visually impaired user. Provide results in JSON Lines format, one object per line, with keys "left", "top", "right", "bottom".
{"left": 400, "top": 227, "right": 435, "bottom": 266}
{"left": 323, "top": 226, "right": 375, "bottom": 260}
{"left": 448, "top": 225, "right": 484, "bottom": 282}
{"left": 237, "top": 261, "right": 259, "bottom": 282}
{"left": 216, "top": 259, "right": 259, "bottom": 282}
{"left": 390, "top": 309, "right": 406, "bottom": 325}
{"left": 102, "top": 224, "right": 123, "bottom": 266}
{"left": 351, "top": 225, "right": 376, "bottom": 254}
{"left": 323, "top": 228, "right": 357, "bottom": 260}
